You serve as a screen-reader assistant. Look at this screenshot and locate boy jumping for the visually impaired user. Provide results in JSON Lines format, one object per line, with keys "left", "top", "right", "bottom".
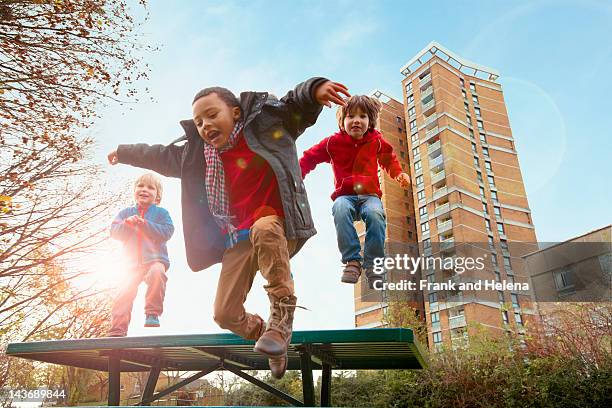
{"left": 108, "top": 173, "right": 174, "bottom": 337}
{"left": 107, "top": 78, "right": 349, "bottom": 378}
{"left": 299, "top": 95, "right": 410, "bottom": 289}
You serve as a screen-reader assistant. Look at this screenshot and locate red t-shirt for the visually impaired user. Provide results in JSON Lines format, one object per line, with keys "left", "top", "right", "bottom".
{"left": 220, "top": 135, "right": 284, "bottom": 230}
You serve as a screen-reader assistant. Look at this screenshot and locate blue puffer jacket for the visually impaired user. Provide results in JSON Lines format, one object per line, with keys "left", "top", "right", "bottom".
{"left": 110, "top": 204, "right": 174, "bottom": 269}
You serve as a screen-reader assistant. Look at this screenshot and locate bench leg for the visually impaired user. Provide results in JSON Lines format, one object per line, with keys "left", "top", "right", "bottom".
{"left": 300, "top": 351, "right": 315, "bottom": 406}
{"left": 321, "top": 363, "right": 331, "bottom": 407}
{"left": 108, "top": 356, "right": 121, "bottom": 406}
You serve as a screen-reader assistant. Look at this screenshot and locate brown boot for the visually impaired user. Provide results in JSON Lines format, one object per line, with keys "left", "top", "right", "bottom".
{"left": 269, "top": 354, "right": 288, "bottom": 379}
{"left": 341, "top": 260, "right": 362, "bottom": 284}
{"left": 254, "top": 295, "right": 297, "bottom": 357}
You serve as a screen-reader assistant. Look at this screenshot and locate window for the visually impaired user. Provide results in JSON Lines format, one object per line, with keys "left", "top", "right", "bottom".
{"left": 411, "top": 133, "right": 418, "bottom": 143}
{"left": 514, "top": 312, "right": 523, "bottom": 326}
{"left": 413, "top": 146, "right": 419, "bottom": 157}
{"left": 410, "top": 119, "right": 417, "bottom": 129}
{"left": 488, "top": 235, "right": 494, "bottom": 248}
{"left": 479, "top": 186, "right": 485, "bottom": 197}
{"left": 400, "top": 151, "right": 405, "bottom": 159}
{"left": 415, "top": 160, "right": 422, "bottom": 170}
{"left": 485, "top": 161, "right": 492, "bottom": 171}
{"left": 491, "top": 253, "right": 498, "bottom": 266}
{"left": 500, "top": 239, "right": 508, "bottom": 251}
{"left": 417, "top": 190, "right": 425, "bottom": 201}
{"left": 482, "top": 147, "right": 490, "bottom": 157}
{"left": 477, "top": 120, "right": 484, "bottom": 130}
{"left": 494, "top": 206, "right": 501, "bottom": 217}
{"left": 416, "top": 175, "right": 424, "bottom": 186}
{"left": 498, "top": 291, "right": 505, "bottom": 303}
{"left": 474, "top": 157, "right": 480, "bottom": 167}
{"left": 429, "top": 292, "right": 438, "bottom": 303}
{"left": 554, "top": 267, "right": 574, "bottom": 290}
{"left": 399, "top": 139, "right": 403, "bottom": 146}
{"left": 511, "top": 293, "right": 519, "bottom": 308}
{"left": 470, "top": 82, "right": 476, "bottom": 92}
{"left": 433, "top": 331, "right": 442, "bottom": 344}
{"left": 497, "top": 223, "right": 505, "bottom": 234}
{"left": 483, "top": 203, "right": 488, "bottom": 213}
{"left": 421, "top": 222, "right": 429, "bottom": 232}
{"left": 480, "top": 133, "right": 487, "bottom": 143}
{"left": 469, "top": 129, "right": 474, "bottom": 139}
{"left": 431, "top": 311, "right": 440, "bottom": 323}
{"left": 408, "top": 106, "right": 416, "bottom": 117}
{"left": 407, "top": 94, "right": 414, "bottom": 104}
{"left": 466, "top": 113, "right": 471, "bottom": 122}
{"left": 464, "top": 102, "right": 470, "bottom": 112}
{"left": 502, "top": 310, "right": 509, "bottom": 324}
{"left": 475, "top": 107, "right": 481, "bottom": 117}
{"left": 405, "top": 216, "right": 411, "bottom": 224}
{"left": 472, "top": 95, "right": 479, "bottom": 105}
{"left": 485, "top": 219, "right": 491, "bottom": 231}
{"left": 488, "top": 175, "right": 495, "bottom": 186}
{"left": 491, "top": 190, "right": 498, "bottom": 201}
{"left": 503, "top": 256, "right": 512, "bottom": 270}
{"left": 507, "top": 275, "right": 515, "bottom": 284}
{"left": 471, "top": 142, "right": 477, "bottom": 153}
{"left": 460, "top": 78, "right": 465, "bottom": 87}
{"left": 406, "top": 82, "right": 413, "bottom": 92}
{"left": 423, "top": 238, "right": 431, "bottom": 248}
{"left": 477, "top": 171, "right": 483, "bottom": 183}
{"left": 419, "top": 206, "right": 427, "bottom": 216}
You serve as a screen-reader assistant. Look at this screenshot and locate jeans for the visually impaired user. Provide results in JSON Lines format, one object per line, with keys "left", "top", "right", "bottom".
{"left": 332, "top": 195, "right": 386, "bottom": 270}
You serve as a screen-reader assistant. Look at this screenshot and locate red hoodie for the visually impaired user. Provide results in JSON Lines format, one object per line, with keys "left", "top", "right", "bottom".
{"left": 300, "top": 129, "right": 403, "bottom": 200}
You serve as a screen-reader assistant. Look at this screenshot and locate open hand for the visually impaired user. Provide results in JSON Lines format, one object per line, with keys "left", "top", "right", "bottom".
{"left": 107, "top": 150, "right": 119, "bottom": 165}
{"left": 315, "top": 81, "right": 351, "bottom": 108}
{"left": 395, "top": 172, "right": 411, "bottom": 188}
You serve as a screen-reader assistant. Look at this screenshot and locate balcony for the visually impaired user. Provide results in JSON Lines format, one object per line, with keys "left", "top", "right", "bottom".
{"left": 440, "top": 237, "right": 455, "bottom": 251}
{"left": 432, "top": 185, "right": 448, "bottom": 201}
{"left": 431, "top": 169, "right": 446, "bottom": 184}
{"left": 449, "top": 314, "right": 467, "bottom": 329}
{"left": 430, "top": 154, "right": 444, "bottom": 171}
{"left": 422, "top": 99, "right": 436, "bottom": 115}
{"left": 427, "top": 139, "right": 441, "bottom": 154}
{"left": 424, "top": 113, "right": 438, "bottom": 130}
{"left": 419, "top": 73, "right": 432, "bottom": 87}
{"left": 421, "top": 86, "right": 433, "bottom": 100}
{"left": 437, "top": 219, "right": 453, "bottom": 234}
{"left": 425, "top": 126, "right": 439, "bottom": 140}
{"left": 434, "top": 202, "right": 450, "bottom": 217}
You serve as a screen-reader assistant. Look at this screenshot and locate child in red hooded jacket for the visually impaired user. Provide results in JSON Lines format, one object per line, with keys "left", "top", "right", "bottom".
{"left": 300, "top": 95, "right": 410, "bottom": 288}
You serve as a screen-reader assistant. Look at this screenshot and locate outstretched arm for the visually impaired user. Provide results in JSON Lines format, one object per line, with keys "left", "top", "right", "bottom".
{"left": 277, "top": 78, "right": 350, "bottom": 138}
{"left": 378, "top": 138, "right": 410, "bottom": 188}
{"left": 107, "top": 142, "right": 184, "bottom": 178}
{"left": 299, "top": 137, "right": 332, "bottom": 178}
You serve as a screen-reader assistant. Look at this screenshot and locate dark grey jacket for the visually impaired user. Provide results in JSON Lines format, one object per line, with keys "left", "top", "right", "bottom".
{"left": 116, "top": 77, "right": 327, "bottom": 271}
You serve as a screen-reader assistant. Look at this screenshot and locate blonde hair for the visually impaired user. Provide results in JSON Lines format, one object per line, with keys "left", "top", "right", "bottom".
{"left": 336, "top": 95, "right": 382, "bottom": 131}
{"left": 134, "top": 173, "right": 163, "bottom": 204}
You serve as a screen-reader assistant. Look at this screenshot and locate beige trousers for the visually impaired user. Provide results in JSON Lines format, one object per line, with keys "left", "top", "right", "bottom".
{"left": 213, "top": 215, "right": 297, "bottom": 340}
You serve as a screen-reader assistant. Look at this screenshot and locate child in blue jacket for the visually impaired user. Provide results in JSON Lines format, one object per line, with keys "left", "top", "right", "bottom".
{"left": 107, "top": 173, "right": 174, "bottom": 337}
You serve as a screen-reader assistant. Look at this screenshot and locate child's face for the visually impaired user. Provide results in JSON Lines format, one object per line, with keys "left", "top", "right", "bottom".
{"left": 192, "top": 93, "right": 241, "bottom": 149}
{"left": 343, "top": 107, "right": 369, "bottom": 139}
{"left": 134, "top": 181, "right": 158, "bottom": 207}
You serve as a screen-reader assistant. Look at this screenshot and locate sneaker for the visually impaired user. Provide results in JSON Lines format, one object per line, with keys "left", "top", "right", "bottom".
{"left": 144, "top": 315, "right": 160, "bottom": 327}
{"left": 341, "top": 260, "right": 362, "bottom": 284}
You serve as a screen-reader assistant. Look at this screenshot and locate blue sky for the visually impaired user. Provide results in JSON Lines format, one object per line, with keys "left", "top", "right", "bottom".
{"left": 92, "top": 0, "right": 611, "bottom": 335}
